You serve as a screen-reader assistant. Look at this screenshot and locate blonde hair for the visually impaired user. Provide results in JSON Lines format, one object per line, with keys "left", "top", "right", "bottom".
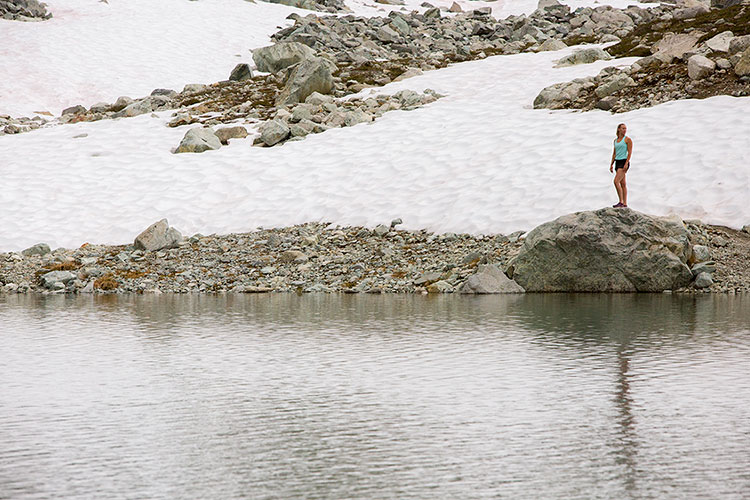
{"left": 616, "top": 123, "right": 626, "bottom": 138}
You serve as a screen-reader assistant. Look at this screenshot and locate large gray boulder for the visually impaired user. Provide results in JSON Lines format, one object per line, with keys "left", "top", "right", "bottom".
{"left": 276, "top": 57, "right": 337, "bottom": 106}
{"left": 259, "top": 119, "right": 291, "bottom": 146}
{"left": 459, "top": 265, "right": 525, "bottom": 294}
{"left": 506, "top": 208, "right": 694, "bottom": 292}
{"left": 174, "top": 127, "right": 221, "bottom": 153}
{"left": 555, "top": 47, "right": 612, "bottom": 67}
{"left": 594, "top": 73, "right": 635, "bottom": 98}
{"left": 39, "top": 271, "right": 75, "bottom": 289}
{"left": 134, "top": 219, "right": 183, "bottom": 251}
{"left": 21, "top": 242, "right": 51, "bottom": 257}
{"left": 252, "top": 42, "right": 316, "bottom": 74}
{"left": 705, "top": 31, "right": 734, "bottom": 53}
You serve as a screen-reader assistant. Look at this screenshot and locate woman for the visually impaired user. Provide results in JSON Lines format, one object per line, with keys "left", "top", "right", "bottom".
{"left": 609, "top": 123, "right": 632, "bottom": 208}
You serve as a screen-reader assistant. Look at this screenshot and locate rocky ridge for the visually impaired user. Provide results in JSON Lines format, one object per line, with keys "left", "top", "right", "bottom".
{"left": 2, "top": 215, "right": 748, "bottom": 295}
{"left": 534, "top": 2, "right": 750, "bottom": 112}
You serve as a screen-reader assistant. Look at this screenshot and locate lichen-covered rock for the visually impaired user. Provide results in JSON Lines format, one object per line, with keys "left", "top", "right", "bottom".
{"left": 507, "top": 208, "right": 694, "bottom": 292}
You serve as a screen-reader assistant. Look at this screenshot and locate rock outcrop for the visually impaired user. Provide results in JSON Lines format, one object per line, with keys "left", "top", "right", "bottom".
{"left": 506, "top": 208, "right": 694, "bottom": 292}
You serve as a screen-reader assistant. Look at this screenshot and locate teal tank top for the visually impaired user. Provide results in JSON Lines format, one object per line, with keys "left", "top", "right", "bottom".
{"left": 614, "top": 137, "right": 628, "bottom": 160}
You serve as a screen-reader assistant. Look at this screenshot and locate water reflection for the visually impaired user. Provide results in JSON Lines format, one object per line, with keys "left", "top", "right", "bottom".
{"left": 1, "top": 294, "right": 748, "bottom": 500}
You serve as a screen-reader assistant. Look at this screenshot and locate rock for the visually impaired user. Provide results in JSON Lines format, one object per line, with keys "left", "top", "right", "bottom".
{"left": 742, "top": 224, "right": 750, "bottom": 234}
{"left": 0, "top": 0, "right": 52, "bottom": 21}
{"left": 114, "top": 99, "right": 153, "bottom": 118}
{"left": 252, "top": 42, "right": 316, "bottom": 74}
{"left": 182, "top": 83, "right": 208, "bottom": 94}
{"left": 376, "top": 25, "right": 400, "bottom": 43}
{"left": 705, "top": 31, "right": 734, "bottom": 53}
{"left": 111, "top": 96, "right": 133, "bottom": 112}
{"left": 40, "top": 271, "right": 75, "bottom": 289}
{"left": 151, "top": 88, "right": 177, "bottom": 98}
{"left": 694, "top": 272, "right": 713, "bottom": 288}
{"left": 344, "top": 109, "right": 372, "bottom": 127}
{"left": 305, "top": 91, "right": 334, "bottom": 105}
{"left": 448, "top": 2, "right": 462, "bottom": 13}
{"left": 373, "top": 224, "right": 389, "bottom": 236}
{"left": 279, "top": 250, "right": 308, "bottom": 263}
{"left": 538, "top": 39, "right": 567, "bottom": 52}
{"left": 594, "top": 73, "right": 635, "bottom": 98}
{"left": 673, "top": 4, "right": 709, "bottom": 20}
{"left": 506, "top": 208, "right": 693, "bottom": 292}
{"left": 21, "top": 243, "right": 51, "bottom": 257}
{"left": 534, "top": 81, "right": 583, "bottom": 108}
{"left": 134, "top": 219, "right": 183, "bottom": 251}
{"left": 414, "top": 272, "right": 442, "bottom": 286}
{"left": 424, "top": 7, "right": 441, "bottom": 19}
{"left": 712, "top": 235, "right": 729, "bottom": 247}
{"left": 735, "top": 47, "right": 750, "bottom": 77}
{"left": 276, "top": 57, "right": 337, "bottom": 106}
{"left": 62, "top": 104, "right": 86, "bottom": 116}
{"left": 459, "top": 264, "right": 525, "bottom": 294}
{"left": 229, "top": 63, "right": 253, "bottom": 81}
{"left": 390, "top": 218, "right": 403, "bottom": 229}
{"left": 215, "top": 126, "right": 248, "bottom": 144}
{"left": 174, "top": 127, "right": 222, "bottom": 153}
{"left": 691, "top": 261, "right": 716, "bottom": 277}
{"left": 427, "top": 280, "right": 453, "bottom": 293}
{"left": 259, "top": 119, "right": 291, "bottom": 146}
{"left": 653, "top": 32, "right": 701, "bottom": 63}
{"left": 393, "top": 67, "right": 423, "bottom": 82}
{"left": 537, "top": 0, "right": 562, "bottom": 10}
{"left": 687, "top": 54, "right": 715, "bottom": 80}
{"left": 728, "top": 35, "right": 750, "bottom": 55}
{"left": 555, "top": 47, "right": 612, "bottom": 67}
{"left": 711, "top": 0, "right": 743, "bottom": 7}
{"left": 691, "top": 245, "right": 711, "bottom": 264}
{"left": 89, "top": 102, "right": 110, "bottom": 113}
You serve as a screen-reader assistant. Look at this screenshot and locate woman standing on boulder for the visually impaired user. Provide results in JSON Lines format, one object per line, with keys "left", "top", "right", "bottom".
{"left": 610, "top": 123, "right": 632, "bottom": 208}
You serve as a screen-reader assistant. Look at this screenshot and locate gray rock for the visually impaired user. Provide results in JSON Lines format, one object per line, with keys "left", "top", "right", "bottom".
{"left": 151, "top": 88, "right": 177, "bottom": 98}
{"left": 691, "top": 245, "right": 711, "bottom": 263}
{"left": 305, "top": 91, "right": 334, "bottom": 105}
{"left": 0, "top": 0, "right": 52, "bottom": 21}
{"left": 691, "top": 261, "right": 716, "bottom": 277}
{"left": 507, "top": 208, "right": 693, "bottom": 292}
{"left": 711, "top": 0, "right": 744, "bottom": 7}
{"left": 414, "top": 272, "right": 442, "bottom": 285}
{"left": 215, "top": 126, "right": 248, "bottom": 144}
{"left": 538, "top": 39, "right": 567, "bottom": 52}
{"left": 114, "top": 99, "right": 153, "bottom": 118}
{"left": 259, "top": 119, "right": 291, "bottom": 146}
{"left": 279, "top": 250, "right": 308, "bottom": 263}
{"left": 595, "top": 73, "right": 635, "bottom": 98}
{"left": 729, "top": 35, "right": 750, "bottom": 55}
{"left": 174, "top": 127, "right": 222, "bottom": 153}
{"left": 694, "top": 272, "right": 713, "bottom": 288}
{"left": 252, "top": 42, "right": 316, "bottom": 74}
{"left": 459, "top": 264, "right": 525, "bottom": 294}
{"left": 556, "top": 47, "right": 612, "bottom": 67}
{"left": 653, "top": 32, "right": 701, "bottom": 63}
{"left": 62, "top": 105, "right": 86, "bottom": 116}
{"left": 742, "top": 225, "right": 750, "bottom": 234}
{"left": 21, "top": 243, "right": 51, "bottom": 257}
{"left": 735, "top": 47, "right": 750, "bottom": 77}
{"left": 673, "top": 4, "right": 709, "bottom": 20}
{"left": 705, "top": 31, "right": 734, "bottom": 53}
{"left": 534, "top": 81, "right": 583, "bottom": 108}
{"left": 390, "top": 218, "right": 403, "bottom": 229}
{"left": 687, "top": 54, "right": 715, "bottom": 80}
{"left": 229, "top": 63, "right": 253, "bottom": 81}
{"left": 111, "top": 96, "right": 133, "bottom": 112}
{"left": 276, "top": 57, "right": 337, "bottom": 106}
{"left": 40, "top": 271, "right": 75, "bottom": 289}
{"left": 182, "top": 83, "right": 208, "bottom": 94}
{"left": 373, "top": 224, "right": 390, "bottom": 236}
{"left": 134, "top": 219, "right": 183, "bottom": 251}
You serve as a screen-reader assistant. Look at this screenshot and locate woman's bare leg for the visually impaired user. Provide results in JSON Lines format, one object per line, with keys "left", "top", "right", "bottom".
{"left": 620, "top": 173, "right": 627, "bottom": 206}
{"left": 614, "top": 170, "right": 624, "bottom": 204}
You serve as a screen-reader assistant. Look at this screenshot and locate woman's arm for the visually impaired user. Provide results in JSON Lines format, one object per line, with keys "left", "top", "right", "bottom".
{"left": 610, "top": 145, "right": 616, "bottom": 172}
{"left": 625, "top": 137, "right": 633, "bottom": 171}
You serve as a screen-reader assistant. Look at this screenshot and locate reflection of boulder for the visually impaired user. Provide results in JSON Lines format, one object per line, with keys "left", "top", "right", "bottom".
{"left": 507, "top": 208, "right": 693, "bottom": 292}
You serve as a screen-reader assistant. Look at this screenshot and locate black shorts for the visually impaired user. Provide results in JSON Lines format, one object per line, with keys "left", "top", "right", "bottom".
{"left": 615, "top": 159, "right": 629, "bottom": 170}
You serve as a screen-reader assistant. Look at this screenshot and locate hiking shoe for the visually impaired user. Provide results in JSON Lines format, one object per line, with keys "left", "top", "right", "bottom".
{"left": 613, "top": 202, "right": 623, "bottom": 208}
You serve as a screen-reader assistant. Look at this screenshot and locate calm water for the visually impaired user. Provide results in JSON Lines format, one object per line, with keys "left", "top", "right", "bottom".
{"left": 1, "top": 294, "right": 749, "bottom": 500}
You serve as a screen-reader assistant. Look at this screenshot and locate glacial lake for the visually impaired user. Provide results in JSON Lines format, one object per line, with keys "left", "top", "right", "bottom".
{"left": 1, "top": 293, "right": 749, "bottom": 499}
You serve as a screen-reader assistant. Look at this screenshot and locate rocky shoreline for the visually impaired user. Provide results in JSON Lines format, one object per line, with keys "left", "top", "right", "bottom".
{"left": 2, "top": 211, "right": 748, "bottom": 295}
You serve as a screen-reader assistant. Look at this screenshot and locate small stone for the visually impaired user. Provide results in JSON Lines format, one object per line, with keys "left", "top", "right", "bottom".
{"left": 390, "top": 218, "right": 403, "bottom": 229}
{"left": 373, "top": 224, "right": 389, "bottom": 236}
{"left": 691, "top": 245, "right": 711, "bottom": 264}
{"left": 279, "top": 250, "right": 308, "bottom": 263}
{"left": 62, "top": 104, "right": 86, "bottom": 116}
{"left": 214, "top": 126, "right": 248, "bottom": 145}
{"left": 687, "top": 54, "right": 715, "bottom": 80}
